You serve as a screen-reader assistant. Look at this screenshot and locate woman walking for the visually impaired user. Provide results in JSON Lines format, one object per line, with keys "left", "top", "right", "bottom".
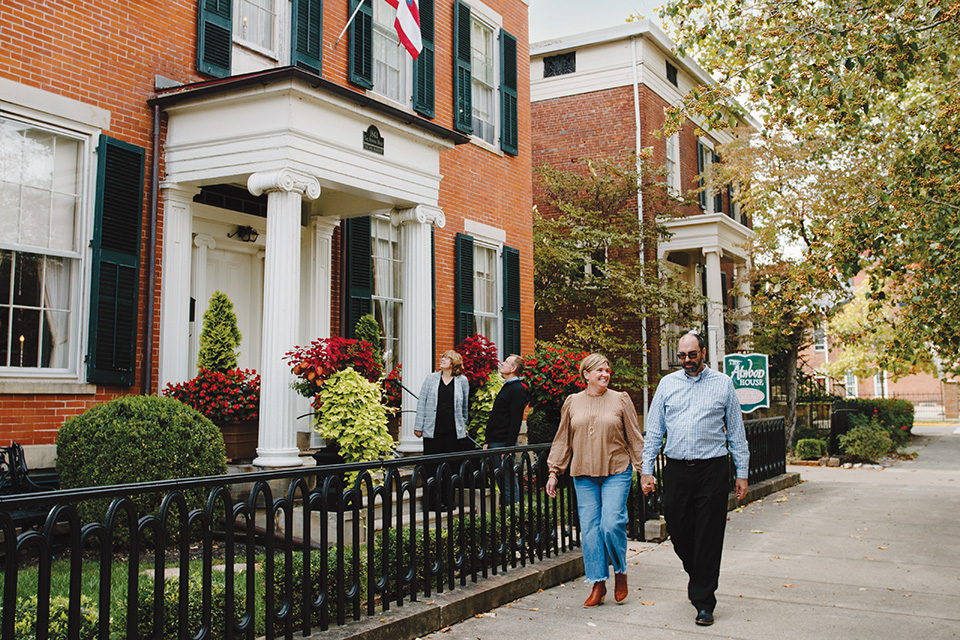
{"left": 545, "top": 353, "right": 644, "bottom": 607}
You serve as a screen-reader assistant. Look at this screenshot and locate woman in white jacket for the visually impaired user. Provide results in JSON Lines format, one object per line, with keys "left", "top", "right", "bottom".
{"left": 414, "top": 350, "right": 470, "bottom": 508}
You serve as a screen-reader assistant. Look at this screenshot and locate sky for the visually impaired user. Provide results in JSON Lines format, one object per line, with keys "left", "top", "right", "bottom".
{"left": 528, "top": 0, "right": 667, "bottom": 43}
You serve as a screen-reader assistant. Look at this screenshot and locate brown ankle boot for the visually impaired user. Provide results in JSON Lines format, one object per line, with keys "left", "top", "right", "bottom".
{"left": 614, "top": 572, "right": 628, "bottom": 604}
{"left": 583, "top": 581, "right": 606, "bottom": 608}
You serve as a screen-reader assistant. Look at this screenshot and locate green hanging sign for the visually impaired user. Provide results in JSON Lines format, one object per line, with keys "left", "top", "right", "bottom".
{"left": 724, "top": 353, "right": 770, "bottom": 414}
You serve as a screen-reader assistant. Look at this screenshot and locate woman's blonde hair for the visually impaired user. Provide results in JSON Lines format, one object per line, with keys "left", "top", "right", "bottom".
{"left": 579, "top": 353, "right": 610, "bottom": 382}
{"left": 441, "top": 350, "right": 465, "bottom": 376}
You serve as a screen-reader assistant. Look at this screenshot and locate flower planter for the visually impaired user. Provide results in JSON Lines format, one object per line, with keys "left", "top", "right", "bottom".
{"left": 217, "top": 419, "right": 259, "bottom": 462}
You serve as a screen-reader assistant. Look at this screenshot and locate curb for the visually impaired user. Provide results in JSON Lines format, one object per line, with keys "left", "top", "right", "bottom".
{"left": 313, "top": 552, "right": 585, "bottom": 640}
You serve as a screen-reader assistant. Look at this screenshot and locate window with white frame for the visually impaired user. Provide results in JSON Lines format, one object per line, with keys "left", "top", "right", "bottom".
{"left": 0, "top": 116, "right": 84, "bottom": 374}
{"left": 702, "top": 147, "right": 715, "bottom": 213}
{"left": 874, "top": 370, "right": 887, "bottom": 398}
{"left": 233, "top": 0, "right": 277, "bottom": 55}
{"left": 665, "top": 133, "right": 680, "bottom": 195}
{"left": 471, "top": 16, "right": 497, "bottom": 145}
{"left": 813, "top": 327, "right": 827, "bottom": 352}
{"left": 373, "top": 0, "right": 410, "bottom": 105}
{"left": 473, "top": 242, "right": 499, "bottom": 343}
{"left": 844, "top": 372, "right": 858, "bottom": 398}
{"left": 370, "top": 216, "right": 402, "bottom": 372}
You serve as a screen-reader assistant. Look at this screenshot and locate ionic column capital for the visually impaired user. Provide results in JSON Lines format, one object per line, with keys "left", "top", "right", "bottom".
{"left": 193, "top": 234, "right": 216, "bottom": 250}
{"left": 247, "top": 169, "right": 321, "bottom": 200}
{"left": 391, "top": 204, "right": 445, "bottom": 228}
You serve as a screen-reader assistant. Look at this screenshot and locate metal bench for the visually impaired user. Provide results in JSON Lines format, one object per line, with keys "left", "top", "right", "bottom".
{"left": 0, "top": 442, "right": 57, "bottom": 529}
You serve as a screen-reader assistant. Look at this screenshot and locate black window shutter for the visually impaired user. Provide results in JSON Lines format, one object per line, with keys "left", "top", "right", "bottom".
{"left": 87, "top": 136, "right": 145, "bottom": 386}
{"left": 344, "top": 216, "right": 372, "bottom": 338}
{"left": 453, "top": 1, "right": 473, "bottom": 135}
{"left": 502, "top": 245, "right": 521, "bottom": 355}
{"left": 499, "top": 29, "right": 519, "bottom": 156}
{"left": 696, "top": 141, "right": 707, "bottom": 210}
{"left": 414, "top": 0, "right": 436, "bottom": 117}
{"left": 349, "top": 0, "right": 373, "bottom": 89}
{"left": 455, "top": 233, "right": 475, "bottom": 343}
{"left": 197, "top": 0, "right": 232, "bottom": 77}
{"left": 292, "top": 0, "right": 323, "bottom": 74}
{"left": 713, "top": 152, "right": 723, "bottom": 214}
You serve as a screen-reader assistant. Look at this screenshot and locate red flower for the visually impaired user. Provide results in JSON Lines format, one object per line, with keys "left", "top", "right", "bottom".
{"left": 163, "top": 368, "right": 260, "bottom": 423}
{"left": 454, "top": 334, "right": 500, "bottom": 388}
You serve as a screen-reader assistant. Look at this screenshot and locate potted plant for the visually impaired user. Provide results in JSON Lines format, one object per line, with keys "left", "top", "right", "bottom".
{"left": 522, "top": 344, "right": 588, "bottom": 443}
{"left": 163, "top": 292, "right": 260, "bottom": 461}
{"left": 163, "top": 368, "right": 261, "bottom": 461}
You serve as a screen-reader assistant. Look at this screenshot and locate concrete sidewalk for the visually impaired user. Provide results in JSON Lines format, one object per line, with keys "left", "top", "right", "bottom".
{"left": 421, "top": 424, "right": 960, "bottom": 640}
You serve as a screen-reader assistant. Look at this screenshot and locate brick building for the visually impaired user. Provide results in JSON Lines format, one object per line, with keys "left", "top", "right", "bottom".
{"left": 530, "top": 21, "right": 756, "bottom": 412}
{"left": 1, "top": 0, "right": 533, "bottom": 467}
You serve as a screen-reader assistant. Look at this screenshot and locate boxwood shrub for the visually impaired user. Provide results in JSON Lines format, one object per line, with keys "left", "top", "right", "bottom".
{"left": 56, "top": 395, "right": 227, "bottom": 545}
{"left": 795, "top": 438, "right": 825, "bottom": 460}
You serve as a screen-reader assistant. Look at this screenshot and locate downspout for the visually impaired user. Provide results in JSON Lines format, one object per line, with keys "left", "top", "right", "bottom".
{"left": 143, "top": 104, "right": 160, "bottom": 395}
{"left": 631, "top": 35, "right": 650, "bottom": 421}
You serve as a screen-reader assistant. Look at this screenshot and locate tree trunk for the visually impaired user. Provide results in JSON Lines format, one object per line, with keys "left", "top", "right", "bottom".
{"left": 784, "top": 343, "right": 799, "bottom": 449}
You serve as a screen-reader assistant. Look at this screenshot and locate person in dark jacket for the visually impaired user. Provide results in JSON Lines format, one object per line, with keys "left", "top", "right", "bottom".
{"left": 484, "top": 354, "right": 528, "bottom": 503}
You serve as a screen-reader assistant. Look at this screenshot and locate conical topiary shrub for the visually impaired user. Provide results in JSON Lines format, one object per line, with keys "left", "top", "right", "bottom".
{"left": 198, "top": 291, "right": 242, "bottom": 372}
{"left": 355, "top": 313, "right": 383, "bottom": 368}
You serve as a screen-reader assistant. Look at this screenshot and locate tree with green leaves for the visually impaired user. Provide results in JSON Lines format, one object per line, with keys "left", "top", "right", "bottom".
{"left": 534, "top": 155, "right": 701, "bottom": 394}
{"left": 652, "top": 0, "right": 960, "bottom": 374}
{"left": 197, "top": 291, "right": 242, "bottom": 372}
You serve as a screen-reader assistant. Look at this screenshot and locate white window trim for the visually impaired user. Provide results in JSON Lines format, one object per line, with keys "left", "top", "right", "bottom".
{"left": 844, "top": 372, "right": 858, "bottom": 398}
{"left": 465, "top": 0, "right": 503, "bottom": 153}
{"left": 233, "top": 0, "right": 281, "bottom": 60}
{"left": 370, "top": 0, "right": 414, "bottom": 108}
{"left": 0, "top": 102, "right": 98, "bottom": 382}
{"left": 666, "top": 131, "right": 681, "bottom": 196}
{"left": 463, "top": 218, "right": 505, "bottom": 356}
{"left": 699, "top": 137, "right": 716, "bottom": 214}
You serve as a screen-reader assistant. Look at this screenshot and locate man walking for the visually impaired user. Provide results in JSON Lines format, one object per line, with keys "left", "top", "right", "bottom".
{"left": 484, "top": 355, "right": 528, "bottom": 502}
{"left": 640, "top": 332, "right": 749, "bottom": 627}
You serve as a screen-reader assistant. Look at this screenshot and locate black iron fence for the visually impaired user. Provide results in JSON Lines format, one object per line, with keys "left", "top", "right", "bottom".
{"left": 1, "top": 417, "right": 787, "bottom": 640}
{"left": 626, "top": 416, "right": 787, "bottom": 538}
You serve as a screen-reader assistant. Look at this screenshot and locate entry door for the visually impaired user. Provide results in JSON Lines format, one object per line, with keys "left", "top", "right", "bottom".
{"left": 191, "top": 245, "right": 263, "bottom": 373}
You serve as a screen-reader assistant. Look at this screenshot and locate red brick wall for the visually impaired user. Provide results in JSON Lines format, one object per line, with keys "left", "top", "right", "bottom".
{"left": 0, "top": 1, "right": 203, "bottom": 445}
{"left": 0, "top": 0, "right": 533, "bottom": 445}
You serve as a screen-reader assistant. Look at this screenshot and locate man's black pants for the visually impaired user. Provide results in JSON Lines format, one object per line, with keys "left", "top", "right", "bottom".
{"left": 662, "top": 455, "right": 729, "bottom": 611}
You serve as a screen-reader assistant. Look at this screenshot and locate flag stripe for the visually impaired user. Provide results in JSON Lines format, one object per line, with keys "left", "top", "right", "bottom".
{"left": 387, "top": 0, "right": 422, "bottom": 58}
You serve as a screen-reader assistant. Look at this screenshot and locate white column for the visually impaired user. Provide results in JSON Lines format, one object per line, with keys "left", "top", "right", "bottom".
{"left": 158, "top": 184, "right": 199, "bottom": 388}
{"left": 190, "top": 234, "right": 215, "bottom": 370}
{"left": 735, "top": 262, "right": 752, "bottom": 348}
{"left": 393, "top": 204, "right": 446, "bottom": 453}
{"left": 248, "top": 169, "right": 321, "bottom": 468}
{"left": 703, "top": 248, "right": 725, "bottom": 369}
{"left": 308, "top": 218, "right": 339, "bottom": 340}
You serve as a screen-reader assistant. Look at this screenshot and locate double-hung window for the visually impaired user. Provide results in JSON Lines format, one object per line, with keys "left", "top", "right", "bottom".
{"left": 0, "top": 117, "right": 83, "bottom": 373}
{"left": 665, "top": 133, "right": 680, "bottom": 196}
{"left": 372, "top": 0, "right": 410, "bottom": 105}
{"left": 455, "top": 232, "right": 520, "bottom": 356}
{"left": 470, "top": 17, "right": 497, "bottom": 145}
{"left": 472, "top": 242, "right": 498, "bottom": 341}
{"left": 234, "top": 0, "right": 277, "bottom": 56}
{"left": 370, "top": 216, "right": 402, "bottom": 371}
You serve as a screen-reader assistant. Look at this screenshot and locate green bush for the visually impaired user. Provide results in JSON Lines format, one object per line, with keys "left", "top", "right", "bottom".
{"left": 795, "top": 438, "right": 825, "bottom": 460}
{"left": 198, "top": 291, "right": 242, "bottom": 372}
{"left": 525, "top": 406, "right": 560, "bottom": 444}
{"left": 467, "top": 373, "right": 504, "bottom": 446}
{"left": 56, "top": 395, "right": 227, "bottom": 544}
{"left": 838, "top": 418, "right": 892, "bottom": 462}
{"left": 354, "top": 314, "right": 383, "bottom": 368}
{"left": 15, "top": 595, "right": 98, "bottom": 640}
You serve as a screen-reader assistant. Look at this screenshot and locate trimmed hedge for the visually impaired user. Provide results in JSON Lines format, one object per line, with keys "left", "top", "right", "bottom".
{"left": 795, "top": 438, "right": 826, "bottom": 460}
{"left": 56, "top": 395, "right": 227, "bottom": 544}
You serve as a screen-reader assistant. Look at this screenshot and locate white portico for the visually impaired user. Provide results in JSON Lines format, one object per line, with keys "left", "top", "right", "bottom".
{"left": 155, "top": 68, "right": 464, "bottom": 467}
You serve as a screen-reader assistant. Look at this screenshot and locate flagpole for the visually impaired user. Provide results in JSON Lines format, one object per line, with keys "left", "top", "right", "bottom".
{"left": 334, "top": 0, "right": 366, "bottom": 48}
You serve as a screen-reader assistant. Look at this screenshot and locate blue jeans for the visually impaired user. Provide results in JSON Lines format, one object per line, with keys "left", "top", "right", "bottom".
{"left": 486, "top": 441, "right": 519, "bottom": 503}
{"left": 573, "top": 466, "right": 633, "bottom": 583}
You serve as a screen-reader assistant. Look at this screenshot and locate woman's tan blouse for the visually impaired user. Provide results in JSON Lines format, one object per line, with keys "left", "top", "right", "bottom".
{"left": 546, "top": 390, "right": 644, "bottom": 477}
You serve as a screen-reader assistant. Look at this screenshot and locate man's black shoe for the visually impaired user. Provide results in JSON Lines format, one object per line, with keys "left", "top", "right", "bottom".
{"left": 695, "top": 609, "right": 714, "bottom": 626}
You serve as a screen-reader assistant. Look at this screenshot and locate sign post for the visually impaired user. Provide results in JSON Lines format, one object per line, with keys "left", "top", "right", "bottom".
{"left": 724, "top": 353, "right": 770, "bottom": 413}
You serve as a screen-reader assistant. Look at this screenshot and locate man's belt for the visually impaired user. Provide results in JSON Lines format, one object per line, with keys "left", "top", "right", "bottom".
{"left": 665, "top": 455, "right": 726, "bottom": 467}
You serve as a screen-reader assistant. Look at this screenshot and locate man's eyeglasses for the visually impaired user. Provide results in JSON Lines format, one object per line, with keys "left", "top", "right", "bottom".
{"left": 678, "top": 351, "right": 702, "bottom": 361}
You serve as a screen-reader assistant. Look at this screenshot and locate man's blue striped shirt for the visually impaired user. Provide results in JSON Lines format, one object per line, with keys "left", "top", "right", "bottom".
{"left": 642, "top": 365, "right": 750, "bottom": 479}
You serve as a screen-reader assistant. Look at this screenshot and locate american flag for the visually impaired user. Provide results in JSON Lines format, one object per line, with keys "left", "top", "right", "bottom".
{"left": 386, "top": 0, "right": 422, "bottom": 59}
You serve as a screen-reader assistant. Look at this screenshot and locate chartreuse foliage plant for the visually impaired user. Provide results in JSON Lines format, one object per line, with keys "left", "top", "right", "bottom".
{"left": 467, "top": 372, "right": 504, "bottom": 446}
{"left": 197, "top": 291, "right": 242, "bottom": 372}
{"left": 313, "top": 367, "right": 397, "bottom": 464}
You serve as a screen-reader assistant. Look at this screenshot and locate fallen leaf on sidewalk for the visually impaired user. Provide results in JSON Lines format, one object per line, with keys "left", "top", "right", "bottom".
{"left": 784, "top": 584, "right": 795, "bottom": 588}
{"left": 878, "top": 546, "right": 888, "bottom": 550}
{"left": 751, "top": 530, "right": 764, "bottom": 534}
{"left": 641, "top": 601, "right": 655, "bottom": 606}
{"left": 586, "top": 622, "right": 597, "bottom": 627}
{"left": 530, "top": 608, "right": 538, "bottom": 611}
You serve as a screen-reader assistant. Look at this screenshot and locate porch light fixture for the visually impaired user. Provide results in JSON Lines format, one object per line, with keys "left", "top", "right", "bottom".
{"left": 228, "top": 225, "right": 259, "bottom": 243}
